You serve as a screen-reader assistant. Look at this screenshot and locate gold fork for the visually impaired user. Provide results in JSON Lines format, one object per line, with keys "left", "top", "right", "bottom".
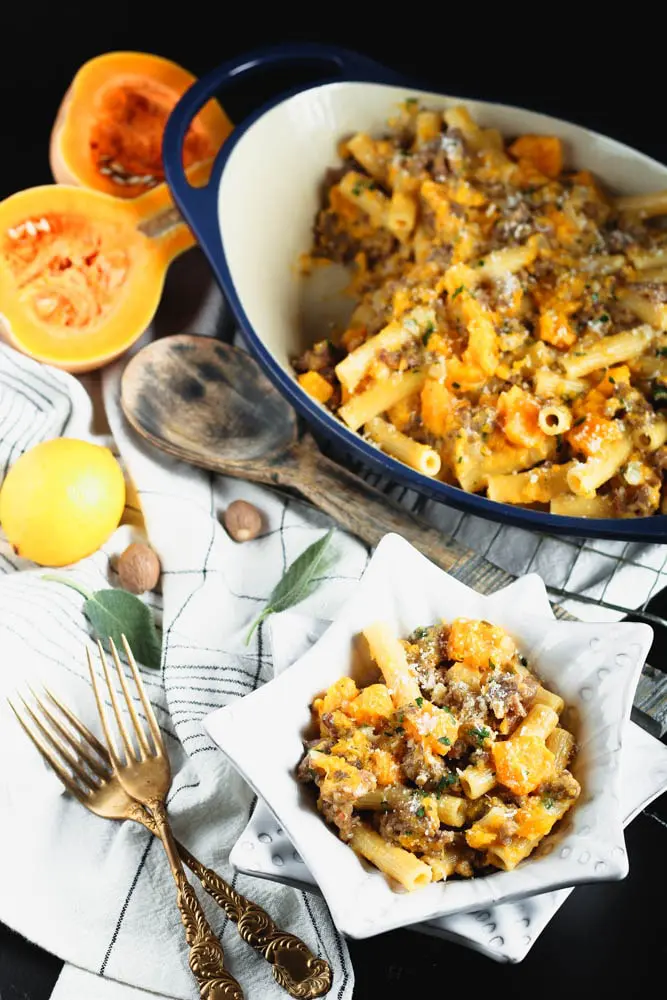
{"left": 9, "top": 649, "right": 331, "bottom": 999}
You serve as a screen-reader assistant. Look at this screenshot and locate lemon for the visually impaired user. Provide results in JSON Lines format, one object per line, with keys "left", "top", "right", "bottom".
{"left": 0, "top": 438, "right": 126, "bottom": 566}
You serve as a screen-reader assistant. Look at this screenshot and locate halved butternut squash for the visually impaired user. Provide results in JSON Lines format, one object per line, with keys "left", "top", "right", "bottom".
{"left": 0, "top": 180, "right": 200, "bottom": 372}
{"left": 50, "top": 51, "right": 232, "bottom": 198}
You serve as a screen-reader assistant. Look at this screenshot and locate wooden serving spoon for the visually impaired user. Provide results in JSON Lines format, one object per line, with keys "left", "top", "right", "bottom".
{"left": 120, "top": 334, "right": 509, "bottom": 585}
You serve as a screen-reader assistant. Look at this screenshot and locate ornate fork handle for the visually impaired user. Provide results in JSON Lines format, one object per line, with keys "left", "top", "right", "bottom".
{"left": 133, "top": 803, "right": 331, "bottom": 998}
{"left": 149, "top": 801, "right": 245, "bottom": 1000}
{"left": 178, "top": 844, "right": 332, "bottom": 999}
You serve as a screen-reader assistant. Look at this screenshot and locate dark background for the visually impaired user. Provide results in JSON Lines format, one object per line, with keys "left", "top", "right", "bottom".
{"left": 1, "top": 8, "right": 665, "bottom": 998}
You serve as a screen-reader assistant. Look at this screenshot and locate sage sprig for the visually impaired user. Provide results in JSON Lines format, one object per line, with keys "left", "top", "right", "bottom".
{"left": 245, "top": 528, "right": 334, "bottom": 644}
{"left": 43, "top": 575, "right": 162, "bottom": 669}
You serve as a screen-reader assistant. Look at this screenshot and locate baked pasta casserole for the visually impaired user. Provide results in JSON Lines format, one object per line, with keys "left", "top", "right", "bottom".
{"left": 293, "top": 100, "right": 667, "bottom": 518}
{"left": 298, "top": 617, "right": 579, "bottom": 891}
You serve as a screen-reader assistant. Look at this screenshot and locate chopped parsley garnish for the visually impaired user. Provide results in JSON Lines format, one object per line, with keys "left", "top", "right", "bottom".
{"left": 422, "top": 322, "right": 435, "bottom": 345}
{"left": 542, "top": 796, "right": 555, "bottom": 810}
{"left": 413, "top": 626, "right": 429, "bottom": 639}
{"left": 656, "top": 347, "right": 667, "bottom": 357}
{"left": 573, "top": 416, "right": 586, "bottom": 427}
{"left": 308, "top": 768, "right": 318, "bottom": 781}
{"left": 415, "top": 696, "right": 424, "bottom": 708}
{"left": 405, "top": 97, "right": 418, "bottom": 106}
{"left": 416, "top": 805, "right": 426, "bottom": 818}
{"left": 397, "top": 712, "right": 405, "bottom": 724}
{"left": 488, "top": 658, "right": 496, "bottom": 670}
{"left": 452, "top": 381, "right": 461, "bottom": 389}
{"left": 394, "top": 726, "right": 405, "bottom": 735}
{"left": 477, "top": 259, "right": 485, "bottom": 266}
{"left": 469, "top": 726, "right": 490, "bottom": 747}
{"left": 599, "top": 313, "right": 610, "bottom": 322}
{"left": 452, "top": 285, "right": 465, "bottom": 300}
{"left": 442, "top": 705, "right": 454, "bottom": 714}
{"left": 436, "top": 773, "right": 457, "bottom": 793}
{"left": 608, "top": 375, "right": 615, "bottom": 383}
{"left": 438, "top": 736, "right": 451, "bottom": 746}
{"left": 591, "top": 292, "right": 599, "bottom": 302}
{"left": 457, "top": 455, "right": 463, "bottom": 463}
{"left": 351, "top": 183, "right": 362, "bottom": 196}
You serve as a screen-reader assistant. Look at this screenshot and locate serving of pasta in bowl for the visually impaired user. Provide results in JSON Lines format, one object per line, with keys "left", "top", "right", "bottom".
{"left": 164, "top": 43, "right": 667, "bottom": 541}
{"left": 203, "top": 534, "right": 651, "bottom": 939}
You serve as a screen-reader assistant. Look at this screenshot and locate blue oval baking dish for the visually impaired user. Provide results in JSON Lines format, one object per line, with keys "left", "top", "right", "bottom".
{"left": 162, "top": 43, "right": 667, "bottom": 542}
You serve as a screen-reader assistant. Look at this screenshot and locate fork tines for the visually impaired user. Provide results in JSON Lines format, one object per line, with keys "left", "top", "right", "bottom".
{"left": 8, "top": 685, "right": 112, "bottom": 801}
{"left": 88, "top": 635, "right": 164, "bottom": 767}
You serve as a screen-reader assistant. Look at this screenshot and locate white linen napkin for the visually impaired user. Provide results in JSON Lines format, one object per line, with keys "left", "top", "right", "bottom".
{"left": 0, "top": 335, "right": 363, "bottom": 998}
{"left": 0, "top": 249, "right": 664, "bottom": 1000}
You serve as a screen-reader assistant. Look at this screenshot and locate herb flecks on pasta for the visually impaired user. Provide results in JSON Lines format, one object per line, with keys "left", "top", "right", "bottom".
{"left": 297, "top": 618, "right": 579, "bottom": 891}
{"left": 293, "top": 100, "right": 667, "bottom": 518}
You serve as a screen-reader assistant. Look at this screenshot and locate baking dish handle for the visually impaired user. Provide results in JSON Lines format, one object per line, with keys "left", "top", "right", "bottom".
{"left": 163, "top": 44, "right": 405, "bottom": 265}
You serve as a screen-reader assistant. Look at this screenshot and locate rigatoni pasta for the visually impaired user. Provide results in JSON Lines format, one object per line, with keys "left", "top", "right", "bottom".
{"left": 293, "top": 99, "right": 667, "bottom": 519}
{"left": 298, "top": 617, "right": 579, "bottom": 890}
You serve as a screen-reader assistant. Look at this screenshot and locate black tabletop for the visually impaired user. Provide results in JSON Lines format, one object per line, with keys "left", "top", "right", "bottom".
{"left": 1, "top": 10, "right": 665, "bottom": 999}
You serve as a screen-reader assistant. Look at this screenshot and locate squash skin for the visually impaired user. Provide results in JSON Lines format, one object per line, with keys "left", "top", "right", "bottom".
{"left": 0, "top": 184, "right": 188, "bottom": 373}
{"left": 49, "top": 51, "right": 232, "bottom": 198}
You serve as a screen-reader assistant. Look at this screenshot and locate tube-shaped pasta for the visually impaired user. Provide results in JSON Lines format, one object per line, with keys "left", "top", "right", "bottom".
{"left": 562, "top": 325, "right": 655, "bottom": 377}
{"left": 424, "top": 847, "right": 459, "bottom": 882}
{"left": 339, "top": 170, "right": 389, "bottom": 228}
{"left": 618, "top": 293, "right": 667, "bottom": 332}
{"left": 486, "top": 797, "right": 573, "bottom": 871}
{"left": 415, "top": 110, "right": 441, "bottom": 146}
{"left": 456, "top": 435, "right": 558, "bottom": 493}
{"left": 336, "top": 307, "right": 435, "bottom": 393}
{"left": 363, "top": 622, "right": 421, "bottom": 707}
{"left": 533, "top": 368, "right": 587, "bottom": 400}
{"left": 487, "top": 462, "right": 573, "bottom": 505}
{"left": 365, "top": 416, "right": 441, "bottom": 476}
{"left": 477, "top": 245, "right": 536, "bottom": 280}
{"left": 546, "top": 727, "right": 575, "bottom": 771}
{"left": 437, "top": 795, "right": 467, "bottom": 827}
{"left": 533, "top": 685, "right": 565, "bottom": 715}
{"left": 566, "top": 437, "right": 632, "bottom": 495}
{"left": 629, "top": 266, "right": 667, "bottom": 284}
{"left": 550, "top": 493, "right": 615, "bottom": 517}
{"left": 459, "top": 763, "right": 496, "bottom": 800}
{"left": 629, "top": 246, "right": 667, "bottom": 270}
{"left": 346, "top": 132, "right": 388, "bottom": 181}
{"left": 633, "top": 416, "right": 667, "bottom": 452}
{"left": 339, "top": 371, "right": 427, "bottom": 431}
{"left": 387, "top": 190, "right": 418, "bottom": 241}
{"left": 513, "top": 704, "right": 559, "bottom": 741}
{"left": 615, "top": 190, "right": 667, "bottom": 217}
{"left": 350, "top": 824, "right": 432, "bottom": 891}
{"left": 538, "top": 403, "right": 572, "bottom": 435}
{"left": 355, "top": 789, "right": 388, "bottom": 810}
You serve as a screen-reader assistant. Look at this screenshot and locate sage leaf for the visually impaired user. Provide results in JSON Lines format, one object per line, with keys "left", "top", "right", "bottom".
{"left": 84, "top": 590, "right": 162, "bottom": 670}
{"left": 43, "top": 574, "right": 162, "bottom": 669}
{"left": 245, "top": 528, "right": 334, "bottom": 644}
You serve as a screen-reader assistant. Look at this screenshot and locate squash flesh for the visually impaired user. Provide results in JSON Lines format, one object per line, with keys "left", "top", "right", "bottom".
{"left": 0, "top": 186, "right": 165, "bottom": 372}
{"left": 50, "top": 51, "right": 232, "bottom": 198}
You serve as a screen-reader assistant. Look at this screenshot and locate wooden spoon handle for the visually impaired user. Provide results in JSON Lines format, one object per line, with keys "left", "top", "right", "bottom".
{"left": 291, "top": 436, "right": 512, "bottom": 590}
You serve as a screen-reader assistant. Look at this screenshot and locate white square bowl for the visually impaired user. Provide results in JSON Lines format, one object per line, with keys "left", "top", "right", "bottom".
{"left": 204, "top": 533, "right": 652, "bottom": 939}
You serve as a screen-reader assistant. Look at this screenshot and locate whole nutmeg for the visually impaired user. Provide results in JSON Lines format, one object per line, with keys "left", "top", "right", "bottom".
{"left": 223, "top": 499, "right": 262, "bottom": 542}
{"left": 117, "top": 542, "right": 161, "bottom": 594}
